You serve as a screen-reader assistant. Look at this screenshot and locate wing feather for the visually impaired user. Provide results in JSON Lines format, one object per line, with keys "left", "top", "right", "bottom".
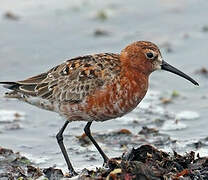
{"left": 1, "top": 53, "right": 121, "bottom": 103}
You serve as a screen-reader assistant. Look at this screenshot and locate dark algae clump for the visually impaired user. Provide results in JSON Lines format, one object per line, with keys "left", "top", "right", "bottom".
{"left": 80, "top": 145, "right": 208, "bottom": 179}
{"left": 1, "top": 145, "right": 208, "bottom": 179}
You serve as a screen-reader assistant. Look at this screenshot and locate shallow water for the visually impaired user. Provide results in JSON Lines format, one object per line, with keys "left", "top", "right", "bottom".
{"left": 0, "top": 0, "right": 208, "bottom": 173}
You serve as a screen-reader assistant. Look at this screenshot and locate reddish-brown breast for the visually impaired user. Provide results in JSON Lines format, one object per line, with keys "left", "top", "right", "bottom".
{"left": 83, "top": 69, "right": 148, "bottom": 121}
{"left": 80, "top": 50, "right": 150, "bottom": 121}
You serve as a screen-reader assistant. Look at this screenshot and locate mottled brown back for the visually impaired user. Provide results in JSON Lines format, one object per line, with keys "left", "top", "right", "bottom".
{"left": 2, "top": 53, "right": 121, "bottom": 103}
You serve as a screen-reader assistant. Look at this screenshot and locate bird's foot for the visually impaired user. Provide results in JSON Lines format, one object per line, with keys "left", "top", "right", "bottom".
{"left": 103, "top": 158, "right": 122, "bottom": 170}
{"left": 103, "top": 161, "right": 109, "bottom": 168}
{"left": 68, "top": 170, "right": 78, "bottom": 177}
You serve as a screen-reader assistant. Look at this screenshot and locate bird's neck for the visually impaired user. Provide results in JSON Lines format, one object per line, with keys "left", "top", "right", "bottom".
{"left": 120, "top": 67, "right": 149, "bottom": 104}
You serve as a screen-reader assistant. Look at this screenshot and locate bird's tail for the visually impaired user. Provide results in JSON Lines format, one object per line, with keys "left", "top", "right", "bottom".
{"left": 0, "top": 81, "right": 20, "bottom": 90}
{"left": 0, "top": 82, "right": 23, "bottom": 98}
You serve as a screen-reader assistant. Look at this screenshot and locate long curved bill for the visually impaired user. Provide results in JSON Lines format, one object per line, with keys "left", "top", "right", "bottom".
{"left": 161, "top": 60, "right": 199, "bottom": 86}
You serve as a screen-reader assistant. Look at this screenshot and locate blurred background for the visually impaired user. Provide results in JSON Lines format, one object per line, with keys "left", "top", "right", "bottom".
{"left": 0, "top": 0, "right": 208, "bottom": 173}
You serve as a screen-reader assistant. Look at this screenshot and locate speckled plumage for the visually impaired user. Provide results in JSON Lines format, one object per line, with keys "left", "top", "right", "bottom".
{"left": 17, "top": 53, "right": 119, "bottom": 101}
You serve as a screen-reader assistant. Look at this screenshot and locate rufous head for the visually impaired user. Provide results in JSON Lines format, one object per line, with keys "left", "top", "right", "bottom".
{"left": 121, "top": 41, "right": 199, "bottom": 86}
{"left": 121, "top": 41, "right": 162, "bottom": 74}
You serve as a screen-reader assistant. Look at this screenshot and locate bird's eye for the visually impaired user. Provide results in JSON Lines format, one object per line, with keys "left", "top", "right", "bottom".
{"left": 145, "top": 52, "right": 154, "bottom": 59}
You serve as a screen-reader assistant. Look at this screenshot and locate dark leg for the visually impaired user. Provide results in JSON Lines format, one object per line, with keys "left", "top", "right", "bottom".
{"left": 84, "top": 122, "right": 109, "bottom": 163}
{"left": 56, "top": 121, "right": 77, "bottom": 176}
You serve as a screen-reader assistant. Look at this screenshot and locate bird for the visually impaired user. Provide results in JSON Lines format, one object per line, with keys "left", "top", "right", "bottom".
{"left": 0, "top": 41, "right": 199, "bottom": 176}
